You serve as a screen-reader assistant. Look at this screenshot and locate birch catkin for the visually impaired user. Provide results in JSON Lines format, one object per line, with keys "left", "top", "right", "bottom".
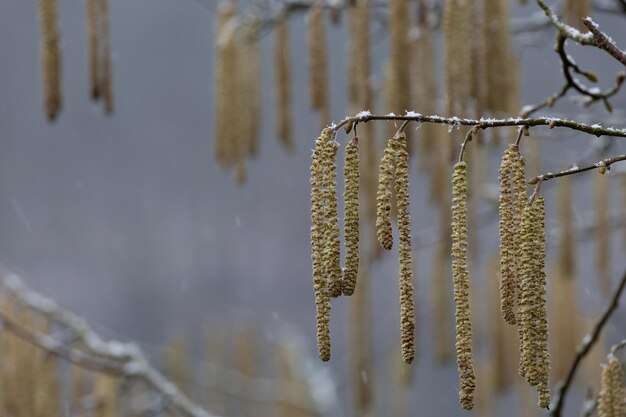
{"left": 322, "top": 136, "right": 343, "bottom": 298}
{"left": 395, "top": 132, "right": 415, "bottom": 364}
{"left": 451, "top": 161, "right": 475, "bottom": 410}
{"left": 498, "top": 145, "right": 517, "bottom": 325}
{"left": 38, "top": 0, "right": 62, "bottom": 121}
{"left": 342, "top": 137, "right": 360, "bottom": 296}
{"left": 311, "top": 129, "right": 332, "bottom": 361}
{"left": 598, "top": 352, "right": 626, "bottom": 417}
{"left": 376, "top": 136, "right": 396, "bottom": 250}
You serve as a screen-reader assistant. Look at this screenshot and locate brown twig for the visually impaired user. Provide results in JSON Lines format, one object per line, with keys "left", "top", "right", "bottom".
{"left": 582, "top": 18, "right": 626, "bottom": 67}
{"left": 458, "top": 126, "right": 478, "bottom": 163}
{"left": 549, "top": 267, "right": 626, "bottom": 416}
{"left": 330, "top": 112, "right": 626, "bottom": 138}
{"left": 529, "top": 154, "right": 626, "bottom": 183}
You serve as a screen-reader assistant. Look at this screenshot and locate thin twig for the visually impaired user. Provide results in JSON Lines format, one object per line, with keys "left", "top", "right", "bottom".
{"left": 582, "top": 18, "right": 626, "bottom": 67}
{"left": 535, "top": 0, "right": 595, "bottom": 44}
{"left": 529, "top": 154, "right": 626, "bottom": 183}
{"left": 330, "top": 112, "right": 626, "bottom": 138}
{"left": 549, "top": 267, "right": 626, "bottom": 416}
{"left": 458, "top": 126, "right": 478, "bottom": 163}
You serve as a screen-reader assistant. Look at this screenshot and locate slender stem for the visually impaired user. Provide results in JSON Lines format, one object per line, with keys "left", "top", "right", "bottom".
{"left": 529, "top": 154, "right": 626, "bottom": 183}
{"left": 550, "top": 268, "right": 626, "bottom": 417}
{"left": 330, "top": 113, "right": 626, "bottom": 138}
{"left": 458, "top": 126, "right": 477, "bottom": 163}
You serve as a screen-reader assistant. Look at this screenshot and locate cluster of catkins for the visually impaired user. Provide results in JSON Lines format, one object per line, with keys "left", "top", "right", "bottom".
{"left": 598, "top": 348, "right": 626, "bottom": 417}
{"left": 37, "top": 0, "right": 113, "bottom": 121}
{"left": 310, "top": 128, "right": 360, "bottom": 361}
{"left": 498, "top": 141, "right": 550, "bottom": 408}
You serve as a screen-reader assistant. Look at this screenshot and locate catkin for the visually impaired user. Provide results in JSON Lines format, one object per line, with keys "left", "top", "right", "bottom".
{"left": 498, "top": 145, "right": 517, "bottom": 325}
{"left": 99, "top": 0, "right": 113, "bottom": 114}
{"left": 38, "top": 0, "right": 62, "bottom": 121}
{"left": 395, "top": 132, "right": 415, "bottom": 364}
{"left": 342, "top": 137, "right": 360, "bottom": 296}
{"left": 86, "top": 0, "right": 100, "bottom": 99}
{"left": 598, "top": 353, "right": 626, "bottom": 417}
{"left": 376, "top": 135, "right": 396, "bottom": 250}
{"left": 518, "top": 197, "right": 550, "bottom": 407}
{"left": 275, "top": 19, "right": 293, "bottom": 151}
{"left": 215, "top": 2, "right": 238, "bottom": 167}
{"left": 311, "top": 129, "right": 332, "bottom": 360}
{"left": 308, "top": 4, "right": 330, "bottom": 125}
{"left": 321, "top": 136, "right": 342, "bottom": 298}
{"left": 94, "top": 374, "right": 118, "bottom": 417}
{"left": 451, "top": 161, "right": 475, "bottom": 410}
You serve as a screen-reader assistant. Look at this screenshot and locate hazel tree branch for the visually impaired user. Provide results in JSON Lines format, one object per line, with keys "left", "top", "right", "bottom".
{"left": 332, "top": 112, "right": 626, "bottom": 138}
{"left": 529, "top": 154, "right": 626, "bottom": 183}
{"left": 582, "top": 18, "right": 626, "bottom": 67}
{"left": 549, "top": 267, "right": 626, "bottom": 417}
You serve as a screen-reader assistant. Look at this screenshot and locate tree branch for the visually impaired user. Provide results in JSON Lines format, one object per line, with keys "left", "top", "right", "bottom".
{"left": 549, "top": 268, "right": 626, "bottom": 417}
{"left": 529, "top": 154, "right": 626, "bottom": 183}
{"left": 330, "top": 112, "right": 626, "bottom": 138}
{"left": 582, "top": 18, "right": 626, "bottom": 67}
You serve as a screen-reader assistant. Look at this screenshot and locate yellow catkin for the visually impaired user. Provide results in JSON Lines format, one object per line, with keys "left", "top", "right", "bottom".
{"left": 598, "top": 352, "right": 626, "bottom": 417}
{"left": 510, "top": 146, "right": 527, "bottom": 304}
{"left": 214, "top": 2, "right": 238, "bottom": 168}
{"left": 165, "top": 337, "right": 190, "bottom": 394}
{"left": 442, "top": 0, "right": 472, "bottom": 117}
{"left": 498, "top": 145, "right": 517, "bottom": 325}
{"left": 483, "top": 0, "right": 513, "bottom": 115}
{"left": 321, "top": 135, "right": 342, "bottom": 298}
{"left": 349, "top": 265, "right": 373, "bottom": 414}
{"left": 376, "top": 135, "right": 396, "bottom": 250}
{"left": 595, "top": 173, "right": 611, "bottom": 297}
{"left": 242, "top": 22, "right": 260, "bottom": 156}
{"left": 311, "top": 129, "right": 332, "bottom": 360}
{"left": 99, "top": 0, "right": 113, "bottom": 114}
{"left": 387, "top": 0, "right": 410, "bottom": 117}
{"left": 38, "top": 0, "right": 62, "bottom": 121}
{"left": 451, "top": 161, "right": 476, "bottom": 410}
{"left": 564, "top": 0, "right": 590, "bottom": 30}
{"left": 518, "top": 197, "right": 550, "bottom": 407}
{"left": 275, "top": 19, "right": 293, "bottom": 151}
{"left": 395, "top": 132, "right": 415, "bottom": 364}
{"left": 342, "top": 137, "right": 360, "bottom": 296}
{"left": 93, "top": 374, "right": 118, "bottom": 417}
{"left": 86, "top": 0, "right": 100, "bottom": 99}
{"left": 308, "top": 4, "right": 330, "bottom": 126}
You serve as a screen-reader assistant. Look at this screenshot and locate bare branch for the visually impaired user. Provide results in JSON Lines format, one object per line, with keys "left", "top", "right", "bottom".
{"left": 582, "top": 18, "right": 626, "bottom": 67}
{"left": 549, "top": 268, "right": 626, "bottom": 417}
{"left": 330, "top": 112, "right": 626, "bottom": 138}
{"left": 529, "top": 154, "right": 626, "bottom": 183}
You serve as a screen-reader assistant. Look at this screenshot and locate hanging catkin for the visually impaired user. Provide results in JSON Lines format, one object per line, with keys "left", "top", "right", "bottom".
{"left": 564, "top": 0, "right": 590, "bottom": 30}
{"left": 598, "top": 351, "right": 626, "bottom": 417}
{"left": 518, "top": 196, "right": 550, "bottom": 407}
{"left": 342, "top": 137, "right": 360, "bottom": 296}
{"left": 86, "top": 0, "right": 100, "bottom": 99}
{"left": 311, "top": 129, "right": 333, "bottom": 360}
{"left": 322, "top": 135, "right": 342, "bottom": 298}
{"left": 395, "top": 132, "right": 415, "bottom": 364}
{"left": 93, "top": 374, "right": 118, "bottom": 417}
{"left": 99, "top": 0, "right": 113, "bottom": 114}
{"left": 308, "top": 4, "right": 330, "bottom": 126}
{"left": 451, "top": 161, "right": 476, "bottom": 410}
{"left": 376, "top": 135, "right": 396, "bottom": 250}
{"left": 38, "top": 0, "right": 62, "bottom": 121}
{"left": 498, "top": 145, "right": 517, "bottom": 325}
{"left": 242, "top": 21, "right": 260, "bottom": 156}
{"left": 483, "top": 0, "right": 513, "bottom": 115}
{"left": 215, "top": 2, "right": 238, "bottom": 168}
{"left": 387, "top": 0, "right": 410, "bottom": 117}
{"left": 275, "top": 19, "right": 293, "bottom": 151}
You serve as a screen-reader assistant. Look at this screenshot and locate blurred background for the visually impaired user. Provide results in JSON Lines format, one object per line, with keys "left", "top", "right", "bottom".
{"left": 0, "top": 1, "right": 626, "bottom": 417}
